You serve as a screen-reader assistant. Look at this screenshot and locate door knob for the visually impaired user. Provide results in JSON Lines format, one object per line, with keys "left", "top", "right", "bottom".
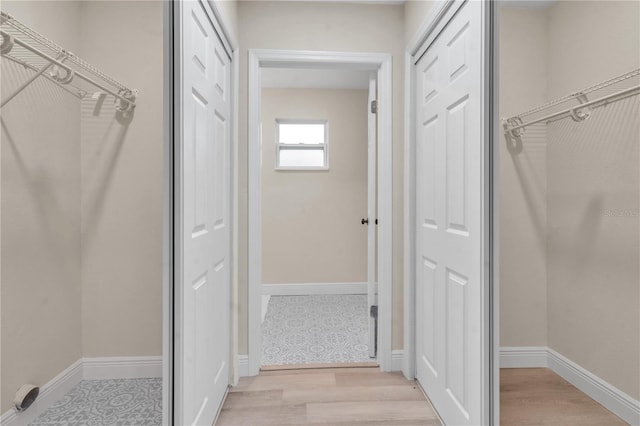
{"left": 361, "top": 218, "right": 369, "bottom": 225}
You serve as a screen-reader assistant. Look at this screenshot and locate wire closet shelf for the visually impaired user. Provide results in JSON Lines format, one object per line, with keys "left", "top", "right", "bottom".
{"left": 0, "top": 11, "right": 136, "bottom": 110}
{"left": 503, "top": 68, "right": 640, "bottom": 139}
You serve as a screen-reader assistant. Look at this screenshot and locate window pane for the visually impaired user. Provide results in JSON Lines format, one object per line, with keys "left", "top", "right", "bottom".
{"left": 278, "top": 148, "right": 325, "bottom": 167}
{"left": 278, "top": 123, "right": 325, "bottom": 145}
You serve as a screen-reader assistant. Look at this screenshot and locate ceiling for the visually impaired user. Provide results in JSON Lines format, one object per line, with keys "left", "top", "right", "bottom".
{"left": 261, "top": 67, "right": 372, "bottom": 90}
{"left": 291, "top": 0, "right": 405, "bottom": 4}
{"left": 499, "top": 0, "right": 557, "bottom": 9}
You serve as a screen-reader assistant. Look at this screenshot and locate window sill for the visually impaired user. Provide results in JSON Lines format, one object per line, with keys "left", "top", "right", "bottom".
{"left": 275, "top": 166, "right": 330, "bottom": 172}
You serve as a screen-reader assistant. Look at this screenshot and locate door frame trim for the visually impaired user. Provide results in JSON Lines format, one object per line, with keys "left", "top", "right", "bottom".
{"left": 247, "top": 49, "right": 393, "bottom": 375}
{"left": 163, "top": 1, "right": 174, "bottom": 424}
{"left": 402, "top": 0, "right": 498, "bottom": 423}
{"left": 367, "top": 73, "right": 377, "bottom": 359}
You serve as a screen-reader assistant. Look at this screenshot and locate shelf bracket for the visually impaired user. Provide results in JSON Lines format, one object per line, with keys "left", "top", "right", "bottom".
{"left": 0, "top": 30, "right": 13, "bottom": 54}
{"left": 503, "top": 116, "right": 525, "bottom": 140}
{"left": 569, "top": 92, "right": 592, "bottom": 122}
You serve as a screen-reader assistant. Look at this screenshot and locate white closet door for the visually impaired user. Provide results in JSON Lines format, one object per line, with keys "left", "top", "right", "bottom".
{"left": 415, "top": 1, "right": 487, "bottom": 424}
{"left": 177, "top": 1, "right": 232, "bottom": 424}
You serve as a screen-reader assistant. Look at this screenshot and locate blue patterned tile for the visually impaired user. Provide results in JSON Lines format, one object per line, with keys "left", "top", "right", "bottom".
{"left": 30, "top": 378, "right": 162, "bottom": 426}
{"left": 261, "top": 295, "right": 372, "bottom": 365}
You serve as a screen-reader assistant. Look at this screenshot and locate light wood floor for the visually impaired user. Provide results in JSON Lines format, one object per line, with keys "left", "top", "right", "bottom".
{"left": 216, "top": 367, "right": 627, "bottom": 425}
{"left": 216, "top": 366, "right": 440, "bottom": 425}
{"left": 501, "top": 368, "right": 627, "bottom": 425}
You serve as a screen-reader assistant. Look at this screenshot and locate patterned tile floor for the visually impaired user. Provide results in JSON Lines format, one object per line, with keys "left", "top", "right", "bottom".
{"left": 30, "top": 378, "right": 162, "bottom": 425}
{"left": 261, "top": 294, "right": 372, "bottom": 365}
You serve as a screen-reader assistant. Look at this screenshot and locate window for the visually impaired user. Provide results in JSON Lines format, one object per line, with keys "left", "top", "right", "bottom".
{"left": 275, "top": 119, "right": 328, "bottom": 170}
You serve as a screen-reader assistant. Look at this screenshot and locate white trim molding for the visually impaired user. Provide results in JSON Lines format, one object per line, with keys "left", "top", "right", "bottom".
{"left": 391, "top": 350, "right": 404, "bottom": 372}
{"left": 262, "top": 282, "right": 368, "bottom": 296}
{"left": 248, "top": 49, "right": 394, "bottom": 376}
{"left": 499, "top": 346, "right": 548, "bottom": 369}
{"left": 0, "top": 359, "right": 83, "bottom": 426}
{"left": 547, "top": 349, "right": 640, "bottom": 426}
{"left": 402, "top": 47, "right": 417, "bottom": 382}
{"left": 237, "top": 355, "right": 250, "bottom": 378}
{"left": 500, "top": 347, "right": 640, "bottom": 424}
{"left": 82, "top": 356, "right": 163, "bottom": 380}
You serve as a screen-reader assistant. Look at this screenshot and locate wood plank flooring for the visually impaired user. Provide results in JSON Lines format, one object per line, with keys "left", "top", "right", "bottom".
{"left": 217, "top": 367, "right": 441, "bottom": 425}
{"left": 500, "top": 368, "right": 627, "bottom": 425}
{"left": 217, "top": 367, "right": 627, "bottom": 425}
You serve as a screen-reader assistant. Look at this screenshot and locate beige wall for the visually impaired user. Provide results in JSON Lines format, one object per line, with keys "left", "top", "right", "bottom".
{"left": 545, "top": 1, "right": 640, "bottom": 400}
{"left": 0, "top": 1, "right": 83, "bottom": 413}
{"left": 404, "top": 0, "right": 435, "bottom": 45}
{"left": 261, "top": 89, "right": 368, "bottom": 284}
{"left": 498, "top": 7, "right": 549, "bottom": 347}
{"left": 237, "top": 1, "right": 405, "bottom": 352}
{"left": 212, "top": 0, "right": 238, "bottom": 46}
{"left": 79, "top": 0, "right": 164, "bottom": 357}
{"left": 1, "top": 1, "right": 164, "bottom": 411}
{"left": 499, "top": 1, "right": 640, "bottom": 400}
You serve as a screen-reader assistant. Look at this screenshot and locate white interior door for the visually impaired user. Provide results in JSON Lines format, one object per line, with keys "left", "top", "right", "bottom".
{"left": 177, "top": 1, "right": 232, "bottom": 424}
{"left": 367, "top": 75, "right": 377, "bottom": 359}
{"left": 414, "top": 1, "right": 488, "bottom": 424}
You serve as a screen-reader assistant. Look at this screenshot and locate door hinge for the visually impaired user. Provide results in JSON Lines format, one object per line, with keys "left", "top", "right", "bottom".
{"left": 370, "top": 100, "right": 377, "bottom": 114}
{"left": 370, "top": 304, "right": 378, "bottom": 357}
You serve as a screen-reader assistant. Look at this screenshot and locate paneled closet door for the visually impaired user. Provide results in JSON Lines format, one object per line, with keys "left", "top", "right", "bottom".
{"left": 414, "top": 1, "right": 489, "bottom": 424}
{"left": 176, "top": 1, "right": 232, "bottom": 424}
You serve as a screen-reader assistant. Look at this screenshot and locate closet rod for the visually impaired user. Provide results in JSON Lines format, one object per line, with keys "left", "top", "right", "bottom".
{"left": 0, "top": 53, "right": 62, "bottom": 107}
{"left": 1, "top": 54, "right": 85, "bottom": 99}
{"left": 1, "top": 30, "right": 135, "bottom": 110}
{"left": 1, "top": 11, "right": 131, "bottom": 91}
{"left": 503, "top": 84, "right": 640, "bottom": 138}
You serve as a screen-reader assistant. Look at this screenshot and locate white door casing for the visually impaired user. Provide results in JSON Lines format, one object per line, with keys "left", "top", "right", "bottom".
{"left": 247, "top": 50, "right": 393, "bottom": 374}
{"left": 414, "top": 1, "right": 489, "bottom": 425}
{"left": 367, "top": 74, "right": 378, "bottom": 359}
{"left": 176, "top": 1, "right": 232, "bottom": 424}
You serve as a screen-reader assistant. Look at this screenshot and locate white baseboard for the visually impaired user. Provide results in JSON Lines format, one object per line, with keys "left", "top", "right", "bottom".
{"left": 500, "top": 346, "right": 640, "bottom": 424}
{"left": 391, "top": 350, "right": 404, "bottom": 372}
{"left": 500, "top": 346, "right": 548, "bottom": 368}
{"left": 547, "top": 349, "right": 640, "bottom": 425}
{"left": 1, "top": 356, "right": 163, "bottom": 425}
{"left": 1, "top": 359, "right": 83, "bottom": 426}
{"left": 262, "top": 282, "right": 368, "bottom": 296}
{"left": 237, "top": 355, "right": 249, "bottom": 378}
{"left": 83, "top": 356, "right": 163, "bottom": 380}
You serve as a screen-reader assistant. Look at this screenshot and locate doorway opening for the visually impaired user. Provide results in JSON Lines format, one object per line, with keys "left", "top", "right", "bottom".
{"left": 247, "top": 50, "right": 393, "bottom": 376}
{"left": 259, "top": 68, "right": 378, "bottom": 369}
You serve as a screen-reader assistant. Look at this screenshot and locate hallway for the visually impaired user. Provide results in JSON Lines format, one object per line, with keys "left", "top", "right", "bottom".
{"left": 216, "top": 367, "right": 439, "bottom": 425}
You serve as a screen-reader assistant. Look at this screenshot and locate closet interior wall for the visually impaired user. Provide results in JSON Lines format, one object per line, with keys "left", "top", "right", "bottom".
{"left": 0, "top": 1, "right": 82, "bottom": 413}
{"left": 500, "top": 0, "right": 639, "bottom": 401}
{"left": 0, "top": 0, "right": 164, "bottom": 413}
{"left": 79, "top": 0, "right": 163, "bottom": 359}
{"left": 546, "top": 1, "right": 639, "bottom": 399}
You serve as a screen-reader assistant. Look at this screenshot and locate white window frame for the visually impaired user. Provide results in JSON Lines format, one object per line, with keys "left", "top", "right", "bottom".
{"left": 275, "top": 118, "right": 329, "bottom": 171}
